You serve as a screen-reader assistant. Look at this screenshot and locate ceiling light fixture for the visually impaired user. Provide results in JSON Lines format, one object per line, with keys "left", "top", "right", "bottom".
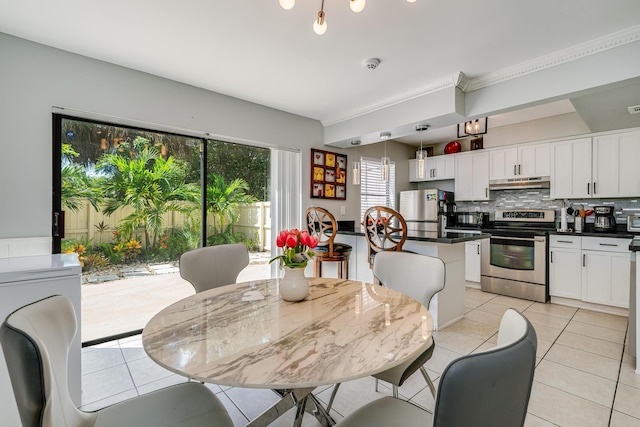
{"left": 415, "top": 124, "right": 429, "bottom": 179}
{"left": 457, "top": 117, "right": 488, "bottom": 138}
{"left": 279, "top": 0, "right": 417, "bottom": 35}
{"left": 380, "top": 134, "right": 391, "bottom": 182}
{"left": 351, "top": 140, "right": 361, "bottom": 185}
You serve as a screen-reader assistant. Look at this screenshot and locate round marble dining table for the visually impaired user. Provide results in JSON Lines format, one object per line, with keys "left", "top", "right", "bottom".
{"left": 142, "top": 277, "right": 433, "bottom": 426}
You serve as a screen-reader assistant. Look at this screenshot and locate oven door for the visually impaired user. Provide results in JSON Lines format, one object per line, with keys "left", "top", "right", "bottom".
{"left": 482, "top": 235, "right": 546, "bottom": 285}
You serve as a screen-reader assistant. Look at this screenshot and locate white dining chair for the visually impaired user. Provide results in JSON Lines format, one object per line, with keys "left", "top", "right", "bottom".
{"left": 179, "top": 243, "right": 249, "bottom": 293}
{"left": 334, "top": 308, "right": 537, "bottom": 427}
{"left": 326, "top": 251, "right": 445, "bottom": 412}
{"left": 0, "top": 295, "right": 234, "bottom": 427}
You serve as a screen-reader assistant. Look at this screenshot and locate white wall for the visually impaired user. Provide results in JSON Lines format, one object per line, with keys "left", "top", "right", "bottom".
{"left": 0, "top": 33, "right": 325, "bottom": 242}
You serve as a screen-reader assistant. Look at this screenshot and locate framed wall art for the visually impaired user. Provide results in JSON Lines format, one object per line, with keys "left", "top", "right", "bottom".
{"left": 311, "top": 148, "right": 347, "bottom": 200}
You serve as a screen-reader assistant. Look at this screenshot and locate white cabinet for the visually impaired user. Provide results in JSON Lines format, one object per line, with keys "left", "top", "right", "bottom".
{"left": 550, "top": 137, "right": 592, "bottom": 199}
{"left": 582, "top": 237, "right": 631, "bottom": 308}
{"left": 551, "top": 131, "right": 640, "bottom": 200}
{"left": 549, "top": 236, "right": 582, "bottom": 299}
{"left": 549, "top": 235, "right": 631, "bottom": 309}
{"left": 454, "top": 151, "right": 490, "bottom": 201}
{"left": 592, "top": 131, "right": 640, "bottom": 198}
{"left": 465, "top": 240, "right": 481, "bottom": 282}
{"left": 490, "top": 143, "right": 551, "bottom": 180}
{"left": 409, "top": 156, "right": 455, "bottom": 182}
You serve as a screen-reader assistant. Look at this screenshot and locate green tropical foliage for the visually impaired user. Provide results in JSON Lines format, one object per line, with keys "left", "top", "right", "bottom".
{"left": 206, "top": 174, "right": 258, "bottom": 236}
{"left": 97, "top": 138, "right": 199, "bottom": 247}
{"left": 61, "top": 144, "right": 102, "bottom": 211}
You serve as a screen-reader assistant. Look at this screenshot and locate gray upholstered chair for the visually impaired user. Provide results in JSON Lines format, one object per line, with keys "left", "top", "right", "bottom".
{"left": 179, "top": 243, "right": 249, "bottom": 293}
{"left": 334, "top": 308, "right": 538, "bottom": 427}
{"left": 0, "top": 295, "right": 234, "bottom": 427}
{"left": 326, "top": 252, "right": 445, "bottom": 411}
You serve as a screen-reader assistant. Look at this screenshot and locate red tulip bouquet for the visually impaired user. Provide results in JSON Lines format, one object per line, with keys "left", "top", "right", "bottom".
{"left": 270, "top": 228, "right": 319, "bottom": 269}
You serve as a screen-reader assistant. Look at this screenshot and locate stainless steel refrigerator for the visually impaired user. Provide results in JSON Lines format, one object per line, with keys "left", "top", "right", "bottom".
{"left": 399, "top": 189, "right": 453, "bottom": 232}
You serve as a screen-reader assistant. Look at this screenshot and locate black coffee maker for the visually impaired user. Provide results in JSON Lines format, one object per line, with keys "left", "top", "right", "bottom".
{"left": 593, "top": 206, "right": 616, "bottom": 232}
{"left": 445, "top": 201, "right": 457, "bottom": 227}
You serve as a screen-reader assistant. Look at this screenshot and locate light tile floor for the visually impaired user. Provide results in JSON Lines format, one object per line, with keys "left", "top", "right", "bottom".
{"left": 81, "top": 287, "right": 640, "bottom": 426}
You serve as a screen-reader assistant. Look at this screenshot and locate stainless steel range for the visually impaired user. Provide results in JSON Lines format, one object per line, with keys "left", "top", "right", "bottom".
{"left": 481, "top": 209, "right": 556, "bottom": 302}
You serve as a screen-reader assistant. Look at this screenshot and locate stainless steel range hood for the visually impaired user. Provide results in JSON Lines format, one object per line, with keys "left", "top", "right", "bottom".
{"left": 489, "top": 176, "right": 551, "bottom": 190}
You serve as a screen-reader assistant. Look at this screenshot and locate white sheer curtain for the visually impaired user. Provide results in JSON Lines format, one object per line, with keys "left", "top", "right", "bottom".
{"left": 270, "top": 148, "right": 302, "bottom": 278}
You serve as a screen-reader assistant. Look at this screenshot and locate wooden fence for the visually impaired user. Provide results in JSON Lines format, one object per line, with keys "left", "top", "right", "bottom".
{"left": 64, "top": 201, "right": 271, "bottom": 251}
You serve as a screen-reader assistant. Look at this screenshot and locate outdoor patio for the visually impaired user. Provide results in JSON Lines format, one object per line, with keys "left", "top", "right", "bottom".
{"left": 81, "top": 253, "right": 272, "bottom": 342}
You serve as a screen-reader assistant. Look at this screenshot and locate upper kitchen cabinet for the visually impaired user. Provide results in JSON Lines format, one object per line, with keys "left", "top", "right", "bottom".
{"left": 592, "top": 131, "right": 640, "bottom": 198}
{"left": 408, "top": 155, "right": 455, "bottom": 182}
{"left": 550, "top": 137, "right": 592, "bottom": 199}
{"left": 489, "top": 142, "right": 551, "bottom": 180}
{"left": 455, "top": 151, "right": 490, "bottom": 201}
{"left": 551, "top": 131, "right": 640, "bottom": 199}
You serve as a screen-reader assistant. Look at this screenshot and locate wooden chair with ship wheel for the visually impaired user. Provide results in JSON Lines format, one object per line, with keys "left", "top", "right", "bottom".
{"left": 363, "top": 206, "right": 409, "bottom": 272}
{"left": 306, "top": 206, "right": 352, "bottom": 279}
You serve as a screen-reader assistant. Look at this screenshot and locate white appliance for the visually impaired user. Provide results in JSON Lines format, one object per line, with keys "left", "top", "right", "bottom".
{"left": 0, "top": 254, "right": 82, "bottom": 415}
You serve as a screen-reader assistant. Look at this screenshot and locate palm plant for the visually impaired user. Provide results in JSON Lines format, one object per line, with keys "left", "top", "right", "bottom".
{"left": 97, "top": 141, "right": 199, "bottom": 247}
{"left": 61, "top": 144, "right": 102, "bottom": 211}
{"left": 206, "top": 174, "right": 258, "bottom": 236}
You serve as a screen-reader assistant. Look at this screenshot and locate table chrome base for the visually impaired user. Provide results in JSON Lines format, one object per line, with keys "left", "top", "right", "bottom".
{"left": 246, "top": 388, "right": 336, "bottom": 427}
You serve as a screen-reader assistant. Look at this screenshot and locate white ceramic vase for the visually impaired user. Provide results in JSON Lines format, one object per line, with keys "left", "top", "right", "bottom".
{"left": 279, "top": 267, "right": 310, "bottom": 302}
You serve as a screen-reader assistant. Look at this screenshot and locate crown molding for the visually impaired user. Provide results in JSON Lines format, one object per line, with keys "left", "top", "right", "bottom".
{"left": 322, "top": 72, "right": 465, "bottom": 127}
{"left": 466, "top": 24, "right": 640, "bottom": 92}
{"left": 322, "top": 25, "right": 640, "bottom": 127}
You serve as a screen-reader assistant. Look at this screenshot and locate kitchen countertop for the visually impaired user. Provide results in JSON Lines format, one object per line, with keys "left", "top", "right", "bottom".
{"left": 337, "top": 230, "right": 490, "bottom": 244}
{"left": 629, "top": 238, "right": 640, "bottom": 252}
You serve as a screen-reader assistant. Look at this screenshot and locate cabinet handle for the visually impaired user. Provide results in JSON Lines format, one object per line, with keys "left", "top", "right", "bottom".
{"left": 477, "top": 245, "right": 480, "bottom": 255}
{"left": 557, "top": 240, "right": 574, "bottom": 244}
{"left": 583, "top": 254, "right": 586, "bottom": 267}
{"left": 550, "top": 251, "right": 553, "bottom": 263}
{"left": 514, "top": 165, "right": 517, "bottom": 175}
{"left": 593, "top": 182, "right": 597, "bottom": 194}
{"left": 518, "top": 164, "right": 521, "bottom": 175}
{"left": 485, "top": 188, "right": 488, "bottom": 197}
{"left": 587, "top": 183, "right": 590, "bottom": 195}
{"left": 599, "top": 243, "right": 618, "bottom": 247}
{"left": 432, "top": 169, "right": 435, "bottom": 178}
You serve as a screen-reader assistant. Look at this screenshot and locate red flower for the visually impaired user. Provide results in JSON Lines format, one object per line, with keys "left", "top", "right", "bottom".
{"left": 276, "top": 230, "right": 289, "bottom": 248}
{"left": 285, "top": 234, "right": 298, "bottom": 248}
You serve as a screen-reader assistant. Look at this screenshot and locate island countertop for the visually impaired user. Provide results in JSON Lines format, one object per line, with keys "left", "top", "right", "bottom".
{"left": 337, "top": 230, "right": 490, "bottom": 244}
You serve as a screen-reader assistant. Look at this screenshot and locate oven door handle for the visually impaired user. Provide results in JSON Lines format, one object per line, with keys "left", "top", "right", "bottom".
{"left": 491, "top": 235, "right": 546, "bottom": 243}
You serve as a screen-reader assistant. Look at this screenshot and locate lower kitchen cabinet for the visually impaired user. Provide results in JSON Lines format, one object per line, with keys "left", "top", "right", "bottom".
{"left": 549, "top": 245, "right": 582, "bottom": 299}
{"left": 465, "top": 240, "right": 481, "bottom": 282}
{"left": 582, "top": 236, "right": 631, "bottom": 308}
{"left": 549, "top": 235, "right": 631, "bottom": 309}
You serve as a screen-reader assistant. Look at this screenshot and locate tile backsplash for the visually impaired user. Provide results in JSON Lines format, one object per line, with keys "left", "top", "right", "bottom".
{"left": 455, "top": 189, "right": 640, "bottom": 225}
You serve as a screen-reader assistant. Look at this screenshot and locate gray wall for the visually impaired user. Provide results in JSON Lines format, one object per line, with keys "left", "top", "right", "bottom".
{"left": 0, "top": 33, "right": 327, "bottom": 240}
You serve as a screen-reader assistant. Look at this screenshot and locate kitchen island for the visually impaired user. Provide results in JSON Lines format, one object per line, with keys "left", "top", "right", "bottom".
{"left": 307, "top": 229, "right": 489, "bottom": 330}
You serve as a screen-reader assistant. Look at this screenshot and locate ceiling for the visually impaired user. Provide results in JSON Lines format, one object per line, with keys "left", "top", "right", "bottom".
{"left": 1, "top": 0, "right": 639, "bottom": 146}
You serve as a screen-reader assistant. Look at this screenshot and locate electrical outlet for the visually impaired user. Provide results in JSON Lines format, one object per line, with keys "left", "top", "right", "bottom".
{"left": 340, "top": 206, "right": 346, "bottom": 215}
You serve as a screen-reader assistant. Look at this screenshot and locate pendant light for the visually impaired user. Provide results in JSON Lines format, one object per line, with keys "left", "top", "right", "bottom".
{"left": 380, "top": 132, "right": 391, "bottom": 183}
{"left": 313, "top": 0, "right": 327, "bottom": 35}
{"left": 279, "top": 0, "right": 417, "bottom": 35}
{"left": 351, "top": 140, "right": 361, "bottom": 185}
{"left": 415, "top": 124, "right": 429, "bottom": 179}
